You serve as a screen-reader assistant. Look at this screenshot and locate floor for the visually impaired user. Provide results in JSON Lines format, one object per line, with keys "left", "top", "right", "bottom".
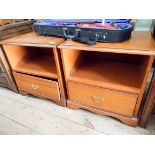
{"left": 0, "top": 87, "right": 155, "bottom": 135}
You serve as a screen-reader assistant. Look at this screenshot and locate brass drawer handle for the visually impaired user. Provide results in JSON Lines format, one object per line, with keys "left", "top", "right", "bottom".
{"left": 91, "top": 96, "right": 104, "bottom": 103}
{"left": 31, "top": 84, "right": 39, "bottom": 90}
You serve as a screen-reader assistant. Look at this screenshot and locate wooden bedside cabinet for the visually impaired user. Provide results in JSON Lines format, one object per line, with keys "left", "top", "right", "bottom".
{"left": 0, "top": 32, "right": 66, "bottom": 106}
{"left": 59, "top": 32, "right": 155, "bottom": 126}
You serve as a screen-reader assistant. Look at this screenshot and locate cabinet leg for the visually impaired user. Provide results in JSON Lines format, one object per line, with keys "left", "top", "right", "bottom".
{"left": 118, "top": 117, "right": 138, "bottom": 127}
{"left": 19, "top": 90, "right": 28, "bottom": 96}
{"left": 67, "top": 100, "right": 138, "bottom": 127}
{"left": 19, "top": 90, "right": 66, "bottom": 107}
{"left": 67, "top": 100, "right": 80, "bottom": 110}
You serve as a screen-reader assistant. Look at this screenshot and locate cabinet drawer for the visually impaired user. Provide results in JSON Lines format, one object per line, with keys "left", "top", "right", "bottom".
{"left": 68, "top": 82, "right": 138, "bottom": 116}
{"left": 0, "top": 73, "right": 10, "bottom": 87}
{"left": 14, "top": 72, "right": 60, "bottom": 100}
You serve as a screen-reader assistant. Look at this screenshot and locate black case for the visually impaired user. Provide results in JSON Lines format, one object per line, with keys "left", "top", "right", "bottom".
{"left": 33, "top": 20, "right": 133, "bottom": 45}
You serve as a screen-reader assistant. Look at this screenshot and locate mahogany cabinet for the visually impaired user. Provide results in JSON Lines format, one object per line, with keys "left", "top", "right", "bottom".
{"left": 0, "top": 32, "right": 66, "bottom": 106}
{"left": 59, "top": 31, "right": 155, "bottom": 126}
{"left": 0, "top": 47, "right": 17, "bottom": 92}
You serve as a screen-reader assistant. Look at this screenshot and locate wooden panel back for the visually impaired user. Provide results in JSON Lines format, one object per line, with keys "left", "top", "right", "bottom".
{"left": 85, "top": 51, "right": 146, "bottom": 64}
{"left": 61, "top": 49, "right": 83, "bottom": 78}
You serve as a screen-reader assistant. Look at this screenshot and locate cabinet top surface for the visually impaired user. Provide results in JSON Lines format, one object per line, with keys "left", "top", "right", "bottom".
{"left": 0, "top": 32, "right": 65, "bottom": 48}
{"left": 59, "top": 31, "right": 155, "bottom": 56}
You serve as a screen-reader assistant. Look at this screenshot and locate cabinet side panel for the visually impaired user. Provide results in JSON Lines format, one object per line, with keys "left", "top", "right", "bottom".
{"left": 53, "top": 48, "right": 67, "bottom": 105}
{"left": 2, "top": 45, "right": 28, "bottom": 69}
{"left": 61, "top": 49, "right": 82, "bottom": 78}
{"left": 0, "top": 46, "right": 17, "bottom": 91}
{"left": 134, "top": 56, "right": 154, "bottom": 116}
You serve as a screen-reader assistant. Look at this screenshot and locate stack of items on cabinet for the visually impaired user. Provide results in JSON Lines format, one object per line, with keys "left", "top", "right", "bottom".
{"left": 0, "top": 19, "right": 155, "bottom": 127}
{"left": 0, "top": 19, "right": 35, "bottom": 40}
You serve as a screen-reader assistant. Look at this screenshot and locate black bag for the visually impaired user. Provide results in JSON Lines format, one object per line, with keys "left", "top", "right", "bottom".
{"left": 33, "top": 19, "right": 133, "bottom": 45}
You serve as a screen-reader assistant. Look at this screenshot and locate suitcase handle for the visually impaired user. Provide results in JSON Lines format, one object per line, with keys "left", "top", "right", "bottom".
{"left": 86, "top": 33, "right": 100, "bottom": 45}
{"left": 62, "top": 27, "right": 80, "bottom": 39}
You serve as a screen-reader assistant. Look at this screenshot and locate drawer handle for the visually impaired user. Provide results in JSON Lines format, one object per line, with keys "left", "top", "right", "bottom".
{"left": 91, "top": 96, "right": 104, "bottom": 103}
{"left": 31, "top": 84, "right": 39, "bottom": 90}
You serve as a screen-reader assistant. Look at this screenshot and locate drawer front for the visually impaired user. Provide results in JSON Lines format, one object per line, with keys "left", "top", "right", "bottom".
{"left": 0, "top": 73, "right": 10, "bottom": 87}
{"left": 14, "top": 72, "right": 60, "bottom": 100}
{"left": 68, "top": 82, "right": 138, "bottom": 116}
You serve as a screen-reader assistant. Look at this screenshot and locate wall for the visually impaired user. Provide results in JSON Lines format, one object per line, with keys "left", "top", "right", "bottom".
{"left": 134, "top": 19, "right": 155, "bottom": 32}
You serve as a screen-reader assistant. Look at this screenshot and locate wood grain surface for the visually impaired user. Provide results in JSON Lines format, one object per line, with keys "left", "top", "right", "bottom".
{"left": 59, "top": 32, "right": 155, "bottom": 56}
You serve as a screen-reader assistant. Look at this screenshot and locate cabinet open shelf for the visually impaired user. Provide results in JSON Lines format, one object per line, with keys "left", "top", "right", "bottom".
{"left": 3, "top": 45, "right": 58, "bottom": 79}
{"left": 14, "top": 55, "right": 57, "bottom": 79}
{"left": 62, "top": 49, "right": 148, "bottom": 94}
{"left": 69, "top": 58, "right": 141, "bottom": 94}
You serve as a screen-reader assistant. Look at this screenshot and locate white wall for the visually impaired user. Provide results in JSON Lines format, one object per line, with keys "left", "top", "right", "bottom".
{"left": 134, "top": 19, "right": 155, "bottom": 31}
